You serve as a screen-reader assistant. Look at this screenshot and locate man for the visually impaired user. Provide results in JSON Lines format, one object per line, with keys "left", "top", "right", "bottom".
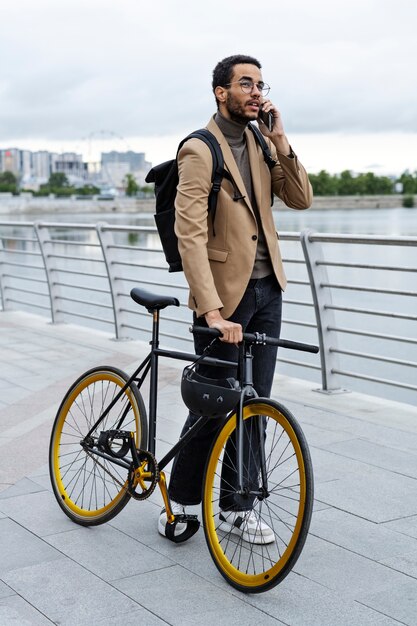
{"left": 158, "top": 54, "right": 312, "bottom": 542}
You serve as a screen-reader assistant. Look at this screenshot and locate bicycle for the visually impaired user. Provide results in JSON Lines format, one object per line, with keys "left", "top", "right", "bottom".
{"left": 49, "top": 287, "right": 318, "bottom": 593}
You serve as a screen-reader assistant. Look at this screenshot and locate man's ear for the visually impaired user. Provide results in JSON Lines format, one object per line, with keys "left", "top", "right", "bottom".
{"left": 215, "top": 86, "right": 227, "bottom": 103}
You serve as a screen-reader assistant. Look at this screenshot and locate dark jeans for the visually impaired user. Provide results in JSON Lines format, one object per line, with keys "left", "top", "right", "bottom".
{"left": 169, "top": 274, "right": 282, "bottom": 506}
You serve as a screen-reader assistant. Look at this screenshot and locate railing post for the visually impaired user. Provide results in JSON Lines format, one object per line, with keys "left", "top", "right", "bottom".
{"left": 300, "top": 230, "right": 347, "bottom": 393}
{"left": 96, "top": 222, "right": 130, "bottom": 340}
{"left": 0, "top": 238, "right": 8, "bottom": 311}
{"left": 34, "top": 222, "right": 64, "bottom": 323}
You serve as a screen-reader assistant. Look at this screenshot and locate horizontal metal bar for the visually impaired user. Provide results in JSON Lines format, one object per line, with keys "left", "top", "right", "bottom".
{"left": 327, "top": 325, "right": 417, "bottom": 345}
{"left": 283, "top": 299, "right": 314, "bottom": 308}
{"left": 5, "top": 298, "right": 50, "bottom": 311}
{"left": 330, "top": 348, "right": 417, "bottom": 368}
{"left": 119, "top": 307, "right": 190, "bottom": 326}
{"left": 0, "top": 248, "right": 41, "bottom": 257}
{"left": 111, "top": 260, "right": 168, "bottom": 270}
{"left": 52, "top": 281, "right": 109, "bottom": 294}
{"left": 0, "top": 221, "right": 35, "bottom": 228}
{"left": 0, "top": 236, "right": 38, "bottom": 243}
{"left": 277, "top": 357, "right": 320, "bottom": 370}
{"left": 43, "top": 239, "right": 101, "bottom": 247}
{"left": 50, "top": 268, "right": 108, "bottom": 278}
{"left": 100, "top": 225, "right": 157, "bottom": 233}
{"left": 286, "top": 279, "right": 310, "bottom": 286}
{"left": 277, "top": 232, "right": 301, "bottom": 242}
{"left": 47, "top": 253, "right": 104, "bottom": 262}
{"left": 119, "top": 323, "right": 150, "bottom": 333}
{"left": 0, "top": 260, "right": 44, "bottom": 270}
{"left": 281, "top": 318, "right": 317, "bottom": 328}
{"left": 55, "top": 295, "right": 112, "bottom": 309}
{"left": 308, "top": 233, "right": 417, "bottom": 246}
{"left": 4, "top": 286, "right": 49, "bottom": 297}
{"left": 107, "top": 244, "right": 162, "bottom": 253}
{"left": 332, "top": 368, "right": 417, "bottom": 391}
{"left": 321, "top": 282, "right": 416, "bottom": 297}
{"left": 3, "top": 273, "right": 47, "bottom": 284}
{"left": 282, "top": 257, "right": 305, "bottom": 264}
{"left": 56, "top": 309, "right": 113, "bottom": 324}
{"left": 37, "top": 222, "right": 97, "bottom": 230}
{"left": 325, "top": 304, "right": 417, "bottom": 321}
{"left": 316, "top": 260, "right": 417, "bottom": 273}
{"left": 114, "top": 275, "right": 188, "bottom": 291}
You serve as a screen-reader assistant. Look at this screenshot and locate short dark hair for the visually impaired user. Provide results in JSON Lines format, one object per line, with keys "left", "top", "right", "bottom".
{"left": 212, "top": 54, "right": 262, "bottom": 105}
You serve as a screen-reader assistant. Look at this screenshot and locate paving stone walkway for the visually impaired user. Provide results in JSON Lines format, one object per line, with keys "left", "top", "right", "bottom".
{"left": 1, "top": 310, "right": 417, "bottom": 625}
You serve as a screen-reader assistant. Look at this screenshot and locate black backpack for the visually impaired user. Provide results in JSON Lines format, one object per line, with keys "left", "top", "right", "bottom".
{"left": 145, "top": 123, "right": 276, "bottom": 272}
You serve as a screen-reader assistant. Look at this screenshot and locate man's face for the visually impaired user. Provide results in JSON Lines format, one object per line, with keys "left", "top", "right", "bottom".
{"left": 223, "top": 63, "right": 264, "bottom": 124}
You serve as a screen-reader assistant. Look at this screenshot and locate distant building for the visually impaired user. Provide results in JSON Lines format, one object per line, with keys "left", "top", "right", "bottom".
{"left": 32, "top": 151, "right": 52, "bottom": 180}
{"left": 1, "top": 148, "right": 20, "bottom": 177}
{"left": 101, "top": 151, "right": 152, "bottom": 188}
{"left": 52, "top": 152, "right": 87, "bottom": 184}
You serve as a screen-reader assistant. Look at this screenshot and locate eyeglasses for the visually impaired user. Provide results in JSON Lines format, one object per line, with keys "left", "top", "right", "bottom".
{"left": 225, "top": 80, "right": 270, "bottom": 96}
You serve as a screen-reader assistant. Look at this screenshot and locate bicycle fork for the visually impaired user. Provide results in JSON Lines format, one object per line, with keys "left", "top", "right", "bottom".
{"left": 235, "top": 344, "right": 269, "bottom": 500}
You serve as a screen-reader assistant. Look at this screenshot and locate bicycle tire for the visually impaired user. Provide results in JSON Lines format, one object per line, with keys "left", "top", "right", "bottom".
{"left": 202, "top": 398, "right": 313, "bottom": 593}
{"left": 49, "top": 365, "right": 147, "bottom": 526}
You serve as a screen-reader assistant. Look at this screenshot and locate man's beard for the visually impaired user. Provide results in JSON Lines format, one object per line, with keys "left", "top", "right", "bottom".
{"left": 226, "top": 93, "right": 258, "bottom": 125}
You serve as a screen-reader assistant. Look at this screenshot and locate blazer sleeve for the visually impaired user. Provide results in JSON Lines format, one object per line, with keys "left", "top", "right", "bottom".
{"left": 268, "top": 141, "right": 313, "bottom": 209}
{"left": 174, "top": 138, "right": 224, "bottom": 316}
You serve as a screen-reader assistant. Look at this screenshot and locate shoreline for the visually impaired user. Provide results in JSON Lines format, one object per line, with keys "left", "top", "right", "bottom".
{"left": 0, "top": 193, "right": 414, "bottom": 216}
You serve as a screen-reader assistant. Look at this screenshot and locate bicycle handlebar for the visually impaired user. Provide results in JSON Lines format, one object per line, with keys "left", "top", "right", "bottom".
{"left": 190, "top": 326, "right": 319, "bottom": 354}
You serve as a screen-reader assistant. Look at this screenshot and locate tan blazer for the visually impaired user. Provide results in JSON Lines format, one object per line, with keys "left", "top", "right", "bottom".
{"left": 174, "top": 116, "right": 313, "bottom": 319}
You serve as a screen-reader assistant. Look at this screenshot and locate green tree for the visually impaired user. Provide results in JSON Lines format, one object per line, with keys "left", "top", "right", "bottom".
{"left": 337, "top": 170, "right": 358, "bottom": 195}
{"left": 308, "top": 170, "right": 338, "bottom": 195}
{"left": 397, "top": 170, "right": 417, "bottom": 195}
{"left": 124, "top": 173, "right": 139, "bottom": 196}
{"left": 48, "top": 172, "right": 70, "bottom": 189}
{"left": 0, "top": 171, "right": 18, "bottom": 193}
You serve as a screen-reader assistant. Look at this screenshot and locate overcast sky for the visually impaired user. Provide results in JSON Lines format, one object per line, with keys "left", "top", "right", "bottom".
{"left": 1, "top": 0, "right": 416, "bottom": 174}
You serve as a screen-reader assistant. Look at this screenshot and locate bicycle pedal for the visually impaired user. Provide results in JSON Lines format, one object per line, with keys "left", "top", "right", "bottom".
{"left": 165, "top": 514, "right": 200, "bottom": 544}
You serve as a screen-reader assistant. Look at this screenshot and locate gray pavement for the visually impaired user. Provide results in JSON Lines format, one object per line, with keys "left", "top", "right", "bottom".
{"left": 1, "top": 310, "right": 417, "bottom": 625}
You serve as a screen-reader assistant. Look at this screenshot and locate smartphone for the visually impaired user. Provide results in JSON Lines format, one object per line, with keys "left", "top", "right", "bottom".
{"left": 258, "top": 108, "right": 274, "bottom": 132}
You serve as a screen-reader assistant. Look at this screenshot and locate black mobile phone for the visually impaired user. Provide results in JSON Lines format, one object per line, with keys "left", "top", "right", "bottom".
{"left": 258, "top": 108, "right": 274, "bottom": 132}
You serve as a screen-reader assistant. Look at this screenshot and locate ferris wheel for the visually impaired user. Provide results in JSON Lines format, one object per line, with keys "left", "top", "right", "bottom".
{"left": 78, "top": 130, "right": 133, "bottom": 187}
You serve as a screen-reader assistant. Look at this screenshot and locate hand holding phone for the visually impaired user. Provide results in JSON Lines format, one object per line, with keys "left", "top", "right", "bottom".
{"left": 258, "top": 108, "right": 274, "bottom": 132}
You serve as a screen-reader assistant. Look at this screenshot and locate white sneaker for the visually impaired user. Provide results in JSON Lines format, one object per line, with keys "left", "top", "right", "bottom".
{"left": 158, "top": 500, "right": 186, "bottom": 538}
{"left": 219, "top": 509, "right": 275, "bottom": 544}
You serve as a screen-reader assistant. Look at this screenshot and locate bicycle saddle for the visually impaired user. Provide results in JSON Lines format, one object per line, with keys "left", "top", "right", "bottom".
{"left": 130, "top": 288, "right": 180, "bottom": 312}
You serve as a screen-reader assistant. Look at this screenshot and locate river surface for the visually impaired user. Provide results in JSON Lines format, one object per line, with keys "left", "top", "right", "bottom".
{"left": 2, "top": 205, "right": 417, "bottom": 236}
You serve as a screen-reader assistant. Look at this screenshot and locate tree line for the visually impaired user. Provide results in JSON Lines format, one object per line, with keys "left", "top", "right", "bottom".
{"left": 307, "top": 169, "right": 417, "bottom": 196}
{"left": 1, "top": 169, "right": 417, "bottom": 200}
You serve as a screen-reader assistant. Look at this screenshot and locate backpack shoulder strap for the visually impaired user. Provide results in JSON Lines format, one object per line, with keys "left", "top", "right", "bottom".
{"left": 248, "top": 123, "right": 277, "bottom": 170}
{"left": 177, "top": 129, "right": 226, "bottom": 233}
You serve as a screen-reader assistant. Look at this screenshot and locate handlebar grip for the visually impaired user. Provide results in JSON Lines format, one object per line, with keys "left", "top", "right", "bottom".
{"left": 190, "top": 326, "right": 319, "bottom": 354}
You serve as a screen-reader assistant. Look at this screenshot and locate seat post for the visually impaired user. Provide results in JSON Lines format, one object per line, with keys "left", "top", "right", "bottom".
{"left": 148, "top": 308, "right": 160, "bottom": 455}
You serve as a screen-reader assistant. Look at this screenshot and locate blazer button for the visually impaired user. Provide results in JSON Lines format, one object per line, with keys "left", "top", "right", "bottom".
{"left": 252, "top": 235, "right": 258, "bottom": 241}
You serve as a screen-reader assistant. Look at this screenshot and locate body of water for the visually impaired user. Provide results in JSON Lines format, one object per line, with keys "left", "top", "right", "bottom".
{"left": 2, "top": 205, "right": 417, "bottom": 236}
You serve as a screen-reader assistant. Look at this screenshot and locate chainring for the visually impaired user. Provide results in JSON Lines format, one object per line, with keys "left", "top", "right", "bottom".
{"left": 128, "top": 450, "right": 159, "bottom": 500}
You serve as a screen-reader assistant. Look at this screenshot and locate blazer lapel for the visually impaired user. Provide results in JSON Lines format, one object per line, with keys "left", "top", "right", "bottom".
{"left": 206, "top": 117, "right": 254, "bottom": 214}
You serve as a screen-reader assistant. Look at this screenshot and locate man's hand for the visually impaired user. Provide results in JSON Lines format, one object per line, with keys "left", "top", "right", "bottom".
{"left": 258, "top": 99, "right": 291, "bottom": 156}
{"left": 204, "top": 310, "right": 243, "bottom": 344}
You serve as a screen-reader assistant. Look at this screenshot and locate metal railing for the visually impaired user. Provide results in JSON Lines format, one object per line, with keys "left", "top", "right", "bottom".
{"left": 1, "top": 220, "right": 416, "bottom": 406}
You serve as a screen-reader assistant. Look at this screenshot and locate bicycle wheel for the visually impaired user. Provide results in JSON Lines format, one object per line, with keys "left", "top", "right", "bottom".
{"left": 203, "top": 398, "right": 313, "bottom": 593}
{"left": 49, "top": 366, "right": 147, "bottom": 526}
